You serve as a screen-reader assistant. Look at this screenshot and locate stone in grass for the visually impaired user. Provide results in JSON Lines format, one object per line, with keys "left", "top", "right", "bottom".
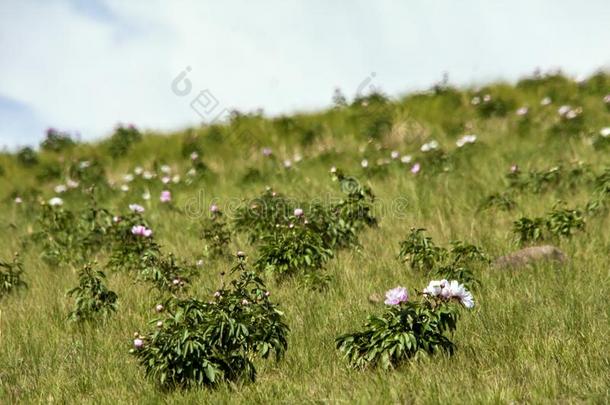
{"left": 494, "top": 245, "right": 567, "bottom": 269}
{"left": 368, "top": 293, "right": 382, "bottom": 304}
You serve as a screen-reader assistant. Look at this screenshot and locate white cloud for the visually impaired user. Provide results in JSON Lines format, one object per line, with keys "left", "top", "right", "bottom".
{"left": 0, "top": 0, "right": 609, "bottom": 148}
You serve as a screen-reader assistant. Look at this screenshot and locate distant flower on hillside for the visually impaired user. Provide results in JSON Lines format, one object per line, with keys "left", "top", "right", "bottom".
{"left": 361, "top": 159, "right": 369, "bottom": 168}
{"left": 120, "top": 184, "right": 130, "bottom": 192}
{"left": 129, "top": 204, "right": 145, "bottom": 213}
{"left": 123, "top": 174, "right": 134, "bottom": 182}
{"left": 470, "top": 96, "right": 481, "bottom": 105}
{"left": 421, "top": 140, "right": 439, "bottom": 152}
{"left": 604, "top": 94, "right": 610, "bottom": 104}
{"left": 283, "top": 159, "right": 292, "bottom": 168}
{"left": 390, "top": 150, "right": 400, "bottom": 159}
{"left": 262, "top": 147, "right": 272, "bottom": 157}
{"left": 557, "top": 105, "right": 571, "bottom": 116}
{"left": 483, "top": 94, "right": 491, "bottom": 102}
{"left": 600, "top": 127, "right": 610, "bottom": 138}
{"left": 49, "top": 197, "right": 63, "bottom": 206}
{"left": 142, "top": 191, "right": 151, "bottom": 201}
{"left": 54, "top": 184, "right": 67, "bottom": 194}
{"left": 516, "top": 107, "right": 529, "bottom": 116}
{"left": 131, "top": 225, "right": 152, "bottom": 237}
{"left": 160, "top": 165, "right": 171, "bottom": 174}
{"left": 79, "top": 160, "right": 91, "bottom": 169}
{"left": 66, "top": 179, "right": 79, "bottom": 189}
{"left": 190, "top": 152, "right": 199, "bottom": 160}
{"left": 172, "top": 175, "right": 180, "bottom": 183}
{"left": 14, "top": 197, "right": 22, "bottom": 204}
{"left": 540, "top": 97, "right": 552, "bottom": 106}
{"left": 210, "top": 204, "right": 219, "bottom": 213}
{"left": 456, "top": 134, "right": 477, "bottom": 148}
{"left": 143, "top": 171, "right": 154, "bottom": 180}
{"left": 510, "top": 164, "right": 519, "bottom": 173}
{"left": 160, "top": 190, "right": 171, "bottom": 203}
{"left": 134, "top": 166, "right": 143, "bottom": 175}
{"left": 400, "top": 155, "right": 412, "bottom": 164}
{"left": 294, "top": 208, "right": 304, "bottom": 217}
{"left": 161, "top": 176, "right": 170, "bottom": 184}
{"left": 384, "top": 286, "right": 409, "bottom": 305}
{"left": 133, "top": 338, "right": 144, "bottom": 349}
{"left": 411, "top": 163, "right": 421, "bottom": 174}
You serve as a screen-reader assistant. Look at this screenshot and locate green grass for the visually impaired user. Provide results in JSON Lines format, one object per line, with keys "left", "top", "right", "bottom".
{"left": 0, "top": 72, "right": 609, "bottom": 403}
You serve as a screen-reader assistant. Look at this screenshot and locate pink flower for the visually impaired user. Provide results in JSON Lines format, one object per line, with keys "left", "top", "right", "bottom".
{"left": 294, "top": 208, "right": 304, "bottom": 217}
{"left": 411, "top": 163, "right": 421, "bottom": 174}
{"left": 262, "top": 147, "right": 272, "bottom": 156}
{"left": 210, "top": 204, "right": 219, "bottom": 213}
{"left": 510, "top": 164, "right": 519, "bottom": 173}
{"left": 384, "top": 286, "right": 409, "bottom": 305}
{"left": 131, "top": 225, "right": 152, "bottom": 237}
{"left": 133, "top": 338, "right": 144, "bottom": 348}
{"left": 160, "top": 190, "right": 171, "bottom": 203}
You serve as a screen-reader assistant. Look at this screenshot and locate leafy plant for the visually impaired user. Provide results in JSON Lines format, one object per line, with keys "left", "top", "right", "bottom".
{"left": 201, "top": 207, "right": 231, "bottom": 259}
{"left": 545, "top": 203, "right": 585, "bottom": 238}
{"left": 513, "top": 216, "right": 546, "bottom": 244}
{"left": 336, "top": 281, "right": 473, "bottom": 369}
{"left": 0, "top": 254, "right": 27, "bottom": 299}
{"left": 16, "top": 147, "right": 38, "bottom": 167}
{"left": 398, "top": 228, "right": 446, "bottom": 271}
{"left": 108, "top": 124, "right": 142, "bottom": 158}
{"left": 67, "top": 263, "right": 118, "bottom": 323}
{"left": 40, "top": 128, "right": 75, "bottom": 152}
{"left": 480, "top": 192, "right": 517, "bottom": 211}
{"left": 130, "top": 255, "right": 289, "bottom": 388}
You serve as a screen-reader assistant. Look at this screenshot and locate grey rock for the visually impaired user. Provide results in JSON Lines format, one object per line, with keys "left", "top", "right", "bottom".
{"left": 494, "top": 245, "right": 567, "bottom": 269}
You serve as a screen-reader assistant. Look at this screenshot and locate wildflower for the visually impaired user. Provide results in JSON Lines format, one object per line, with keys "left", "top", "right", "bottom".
{"left": 446, "top": 280, "right": 475, "bottom": 308}
{"left": 113, "top": 216, "right": 121, "bottom": 223}
{"left": 600, "top": 127, "right": 610, "bottom": 138}
{"left": 129, "top": 204, "right": 145, "bottom": 213}
{"left": 330, "top": 166, "right": 337, "bottom": 174}
{"left": 14, "top": 197, "right": 22, "bottom": 204}
{"left": 134, "top": 166, "right": 143, "bottom": 175}
{"left": 565, "top": 109, "right": 580, "bottom": 120}
{"left": 236, "top": 251, "right": 246, "bottom": 258}
{"left": 390, "top": 150, "right": 400, "bottom": 159}
{"left": 400, "top": 155, "right": 412, "bottom": 164}
{"left": 604, "top": 94, "right": 610, "bottom": 104}
{"left": 483, "top": 94, "right": 491, "bottom": 102}
{"left": 131, "top": 225, "right": 152, "bottom": 237}
{"left": 120, "top": 184, "right": 129, "bottom": 192}
{"left": 361, "top": 159, "right": 369, "bottom": 168}
{"left": 172, "top": 278, "right": 180, "bottom": 286}
{"left": 210, "top": 204, "right": 219, "bottom": 213}
{"left": 54, "top": 184, "right": 67, "bottom": 194}
{"left": 66, "top": 179, "right": 79, "bottom": 189}
{"left": 160, "top": 165, "right": 171, "bottom": 174}
{"left": 411, "top": 163, "right": 421, "bottom": 174}
{"left": 123, "top": 174, "right": 134, "bottom": 182}
{"left": 264, "top": 291, "right": 270, "bottom": 297}
{"left": 510, "top": 164, "right": 519, "bottom": 173}
{"left": 456, "top": 134, "right": 477, "bottom": 148}
{"left": 262, "top": 147, "right": 272, "bottom": 157}
{"left": 294, "top": 208, "right": 304, "bottom": 217}
{"left": 172, "top": 175, "right": 180, "bottom": 183}
{"left": 420, "top": 140, "right": 439, "bottom": 152}
{"left": 384, "top": 286, "right": 409, "bottom": 305}
{"left": 470, "top": 96, "right": 481, "bottom": 105}
{"left": 213, "top": 291, "right": 221, "bottom": 298}
{"left": 79, "top": 160, "right": 91, "bottom": 169}
{"left": 155, "top": 304, "right": 164, "bottom": 312}
{"left": 423, "top": 279, "right": 448, "bottom": 297}
{"left": 49, "top": 197, "right": 63, "bottom": 206}
{"left": 558, "top": 105, "right": 571, "bottom": 116}
{"left": 156, "top": 321, "right": 163, "bottom": 328}
{"left": 190, "top": 151, "right": 199, "bottom": 160}
{"left": 516, "top": 107, "right": 529, "bottom": 116}
{"left": 133, "top": 338, "right": 144, "bottom": 349}
{"left": 540, "top": 96, "right": 552, "bottom": 106}
{"left": 142, "top": 171, "right": 154, "bottom": 180}
{"left": 241, "top": 299, "right": 249, "bottom": 305}
{"left": 160, "top": 190, "right": 171, "bottom": 203}
{"left": 196, "top": 259, "right": 204, "bottom": 267}
{"left": 161, "top": 176, "right": 170, "bottom": 184}
{"left": 283, "top": 159, "right": 292, "bottom": 168}
{"left": 142, "top": 191, "right": 151, "bottom": 201}
{"left": 187, "top": 168, "right": 196, "bottom": 176}
{"left": 294, "top": 153, "right": 303, "bottom": 162}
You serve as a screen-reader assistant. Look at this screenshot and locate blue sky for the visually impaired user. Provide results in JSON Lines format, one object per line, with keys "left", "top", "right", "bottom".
{"left": 0, "top": 0, "right": 609, "bottom": 150}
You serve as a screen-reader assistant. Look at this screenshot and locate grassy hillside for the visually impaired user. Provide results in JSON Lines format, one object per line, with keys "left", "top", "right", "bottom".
{"left": 0, "top": 71, "right": 609, "bottom": 404}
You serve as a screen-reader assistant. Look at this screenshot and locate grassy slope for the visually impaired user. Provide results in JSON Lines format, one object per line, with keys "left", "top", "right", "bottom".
{"left": 0, "top": 73, "right": 608, "bottom": 404}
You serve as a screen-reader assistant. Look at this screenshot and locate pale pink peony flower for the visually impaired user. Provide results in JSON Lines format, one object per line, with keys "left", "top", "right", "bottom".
{"left": 129, "top": 203, "right": 145, "bottom": 213}
{"left": 384, "top": 286, "right": 409, "bottom": 305}
{"left": 423, "top": 279, "right": 448, "bottom": 297}
{"left": 160, "top": 190, "right": 171, "bottom": 203}
{"left": 131, "top": 225, "right": 152, "bottom": 237}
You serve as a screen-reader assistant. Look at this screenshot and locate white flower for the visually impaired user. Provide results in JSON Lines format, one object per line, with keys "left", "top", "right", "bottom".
{"left": 456, "top": 134, "right": 477, "bottom": 148}
{"left": 390, "top": 150, "right": 400, "bottom": 159}
{"left": 600, "top": 127, "right": 610, "bottom": 138}
{"left": 604, "top": 94, "right": 610, "bottom": 104}
{"left": 160, "top": 164, "right": 171, "bottom": 174}
{"left": 558, "top": 105, "right": 571, "bottom": 116}
{"left": 172, "top": 175, "right": 180, "bottom": 183}
{"left": 49, "top": 197, "right": 63, "bottom": 206}
{"left": 66, "top": 179, "right": 79, "bottom": 189}
{"left": 129, "top": 204, "right": 145, "bottom": 213}
{"left": 400, "top": 155, "right": 412, "bottom": 164}
{"left": 187, "top": 168, "right": 196, "bottom": 176}
{"left": 516, "top": 107, "right": 529, "bottom": 116}
{"left": 470, "top": 96, "right": 481, "bottom": 105}
{"left": 330, "top": 166, "right": 337, "bottom": 174}
{"left": 423, "top": 279, "right": 447, "bottom": 297}
{"left": 161, "top": 176, "right": 171, "bottom": 184}
{"left": 483, "top": 94, "right": 491, "bottom": 102}
{"left": 540, "top": 97, "right": 552, "bottom": 106}
{"left": 361, "top": 159, "right": 369, "bottom": 168}
{"left": 294, "top": 208, "right": 304, "bottom": 217}
{"left": 78, "top": 160, "right": 91, "bottom": 169}
{"left": 446, "top": 280, "right": 475, "bottom": 309}
{"left": 421, "top": 140, "right": 439, "bottom": 152}
{"left": 134, "top": 166, "right": 143, "bottom": 175}
{"left": 133, "top": 338, "right": 144, "bottom": 348}
{"left": 54, "top": 184, "right": 67, "bottom": 194}
{"left": 565, "top": 109, "right": 579, "bottom": 120}
{"left": 293, "top": 153, "right": 303, "bottom": 162}
{"left": 142, "top": 191, "right": 151, "bottom": 201}
{"left": 190, "top": 151, "right": 199, "bottom": 160}
{"left": 142, "top": 171, "right": 154, "bottom": 180}
{"left": 120, "top": 184, "right": 129, "bottom": 192}
{"left": 123, "top": 174, "right": 134, "bottom": 183}
{"left": 14, "top": 197, "right": 23, "bottom": 204}
{"left": 283, "top": 159, "right": 292, "bottom": 168}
